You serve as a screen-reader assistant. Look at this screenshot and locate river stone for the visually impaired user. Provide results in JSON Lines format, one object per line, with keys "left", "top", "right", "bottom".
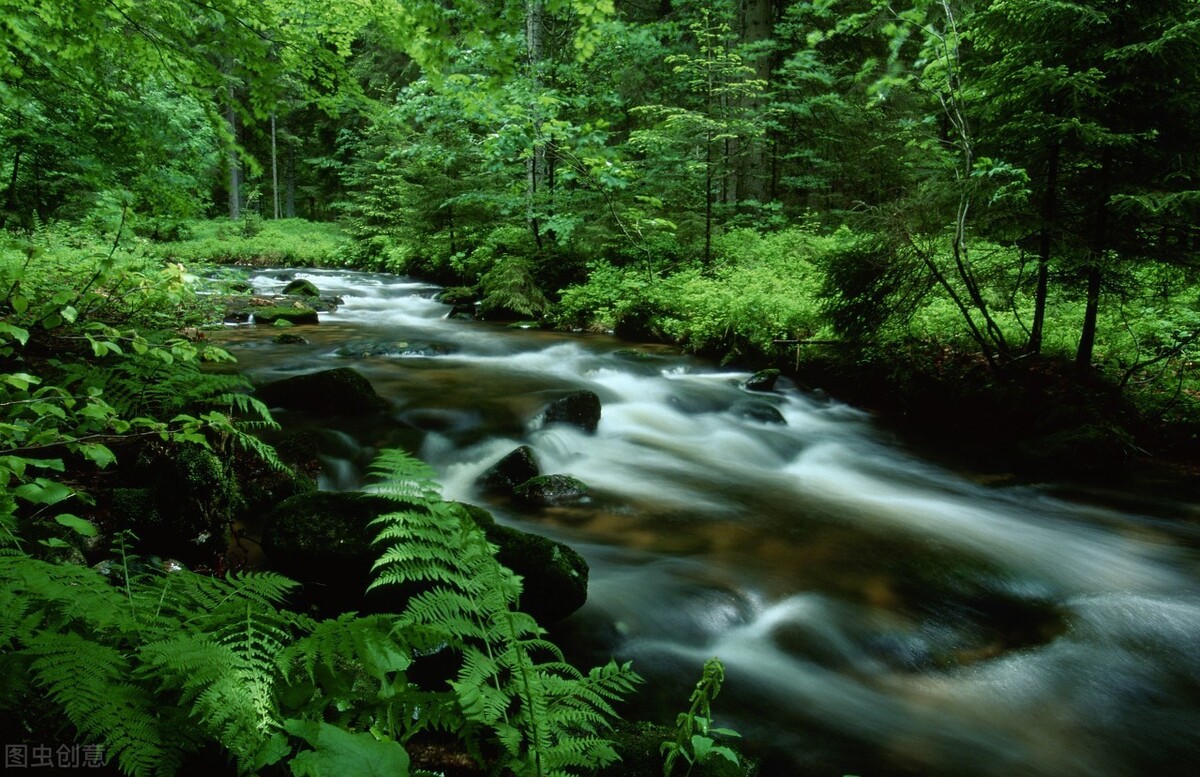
{"left": 458, "top": 503, "right": 588, "bottom": 624}
{"left": 253, "top": 304, "right": 319, "bottom": 326}
{"left": 282, "top": 278, "right": 320, "bottom": 297}
{"left": 480, "top": 446, "right": 540, "bottom": 494}
{"left": 745, "top": 368, "right": 781, "bottom": 392}
{"left": 733, "top": 400, "right": 787, "bottom": 425}
{"left": 447, "top": 303, "right": 476, "bottom": 321}
{"left": 542, "top": 390, "right": 602, "bottom": 432}
{"left": 273, "top": 333, "right": 309, "bottom": 345}
{"left": 255, "top": 367, "right": 389, "bottom": 415}
{"left": 513, "top": 474, "right": 589, "bottom": 507}
{"left": 262, "top": 492, "right": 588, "bottom": 622}
{"left": 227, "top": 280, "right": 254, "bottom": 293}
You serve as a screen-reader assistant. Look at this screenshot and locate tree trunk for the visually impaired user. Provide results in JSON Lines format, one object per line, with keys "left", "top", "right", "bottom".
{"left": 735, "top": 0, "right": 774, "bottom": 205}
{"left": 1075, "top": 155, "right": 1110, "bottom": 369}
{"left": 285, "top": 138, "right": 296, "bottom": 218}
{"left": 1075, "top": 266, "right": 1102, "bottom": 369}
{"left": 226, "top": 87, "right": 240, "bottom": 220}
{"left": 1, "top": 147, "right": 21, "bottom": 228}
{"left": 525, "top": 0, "right": 546, "bottom": 249}
{"left": 1028, "top": 141, "right": 1059, "bottom": 355}
{"left": 271, "top": 113, "right": 280, "bottom": 220}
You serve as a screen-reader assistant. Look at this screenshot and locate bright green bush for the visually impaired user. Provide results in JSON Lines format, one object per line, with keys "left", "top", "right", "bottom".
{"left": 557, "top": 226, "right": 835, "bottom": 360}
{"left": 149, "top": 218, "right": 351, "bottom": 267}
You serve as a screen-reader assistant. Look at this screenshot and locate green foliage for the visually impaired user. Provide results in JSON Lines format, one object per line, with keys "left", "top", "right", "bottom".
{"left": 661, "top": 658, "right": 741, "bottom": 777}
{"left": 151, "top": 218, "right": 351, "bottom": 267}
{"left": 367, "top": 449, "right": 642, "bottom": 777}
{"left": 559, "top": 226, "right": 833, "bottom": 359}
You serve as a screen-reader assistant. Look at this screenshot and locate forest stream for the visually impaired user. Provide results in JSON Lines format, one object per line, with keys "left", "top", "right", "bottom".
{"left": 213, "top": 269, "right": 1200, "bottom": 777}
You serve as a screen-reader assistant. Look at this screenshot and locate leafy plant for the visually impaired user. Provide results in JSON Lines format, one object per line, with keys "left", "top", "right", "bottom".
{"left": 661, "top": 658, "right": 741, "bottom": 777}
{"left": 366, "top": 449, "right": 642, "bottom": 777}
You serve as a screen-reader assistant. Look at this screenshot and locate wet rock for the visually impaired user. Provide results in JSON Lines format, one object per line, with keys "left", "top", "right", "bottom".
{"left": 227, "top": 280, "right": 254, "bottom": 293}
{"left": 306, "top": 295, "right": 343, "bottom": 313}
{"left": 459, "top": 503, "right": 589, "bottom": 624}
{"left": 255, "top": 367, "right": 390, "bottom": 415}
{"left": 513, "top": 474, "right": 589, "bottom": 507}
{"left": 480, "top": 446, "right": 540, "bottom": 495}
{"left": 733, "top": 400, "right": 787, "bottom": 425}
{"left": 273, "top": 333, "right": 309, "bottom": 345}
{"left": 253, "top": 304, "right": 319, "bottom": 326}
{"left": 613, "top": 348, "right": 653, "bottom": 361}
{"left": 447, "top": 303, "right": 476, "bottom": 321}
{"left": 745, "top": 368, "right": 781, "bottom": 392}
{"left": 223, "top": 310, "right": 251, "bottom": 324}
{"left": 261, "top": 491, "right": 393, "bottom": 613}
{"left": 282, "top": 278, "right": 320, "bottom": 297}
{"left": 542, "top": 390, "right": 602, "bottom": 433}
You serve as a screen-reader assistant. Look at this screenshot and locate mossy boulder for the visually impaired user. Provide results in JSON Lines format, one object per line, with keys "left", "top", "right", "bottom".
{"left": 513, "top": 474, "right": 589, "bottom": 507}
{"left": 253, "top": 305, "right": 318, "bottom": 326}
{"left": 542, "top": 390, "right": 602, "bottom": 433}
{"left": 255, "top": 367, "right": 390, "bottom": 415}
{"left": 744, "top": 368, "right": 781, "bottom": 392}
{"left": 480, "top": 446, "right": 541, "bottom": 494}
{"left": 262, "top": 493, "right": 589, "bottom": 623}
{"left": 282, "top": 278, "right": 321, "bottom": 297}
{"left": 274, "top": 333, "right": 309, "bottom": 345}
{"left": 456, "top": 503, "right": 588, "bottom": 624}
{"left": 116, "top": 442, "right": 244, "bottom": 563}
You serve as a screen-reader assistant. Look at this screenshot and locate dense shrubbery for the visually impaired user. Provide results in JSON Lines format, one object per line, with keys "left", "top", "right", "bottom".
{"left": 149, "top": 218, "right": 351, "bottom": 267}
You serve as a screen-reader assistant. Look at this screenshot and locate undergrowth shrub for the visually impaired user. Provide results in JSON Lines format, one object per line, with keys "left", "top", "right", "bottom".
{"left": 150, "top": 218, "right": 350, "bottom": 267}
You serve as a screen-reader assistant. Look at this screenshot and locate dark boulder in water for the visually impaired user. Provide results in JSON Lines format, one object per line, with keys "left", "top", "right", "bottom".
{"left": 513, "top": 474, "right": 589, "bottom": 507}
{"left": 745, "top": 368, "right": 781, "bottom": 392}
{"left": 255, "top": 367, "right": 390, "bottom": 415}
{"left": 542, "top": 390, "right": 602, "bottom": 432}
{"left": 480, "top": 446, "right": 541, "bottom": 495}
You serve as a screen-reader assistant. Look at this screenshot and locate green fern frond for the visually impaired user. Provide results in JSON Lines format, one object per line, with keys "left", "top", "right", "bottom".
{"left": 27, "top": 631, "right": 171, "bottom": 777}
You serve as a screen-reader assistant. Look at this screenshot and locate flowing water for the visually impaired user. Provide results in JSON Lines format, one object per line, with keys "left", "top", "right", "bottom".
{"left": 214, "top": 269, "right": 1200, "bottom": 776}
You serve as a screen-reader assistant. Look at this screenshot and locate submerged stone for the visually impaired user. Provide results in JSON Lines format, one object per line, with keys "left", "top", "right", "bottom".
{"left": 733, "top": 400, "right": 787, "bottom": 425}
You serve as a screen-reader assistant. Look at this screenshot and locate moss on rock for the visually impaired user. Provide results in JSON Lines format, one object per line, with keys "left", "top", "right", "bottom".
{"left": 513, "top": 474, "right": 589, "bottom": 507}
{"left": 253, "top": 305, "right": 319, "bottom": 326}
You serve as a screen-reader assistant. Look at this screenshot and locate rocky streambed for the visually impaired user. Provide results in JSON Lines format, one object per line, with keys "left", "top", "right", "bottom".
{"left": 193, "top": 268, "right": 1200, "bottom": 777}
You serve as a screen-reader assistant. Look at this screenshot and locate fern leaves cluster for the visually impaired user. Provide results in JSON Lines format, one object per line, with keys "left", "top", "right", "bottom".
{"left": 0, "top": 448, "right": 639, "bottom": 776}
{"left": 367, "top": 449, "right": 641, "bottom": 777}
